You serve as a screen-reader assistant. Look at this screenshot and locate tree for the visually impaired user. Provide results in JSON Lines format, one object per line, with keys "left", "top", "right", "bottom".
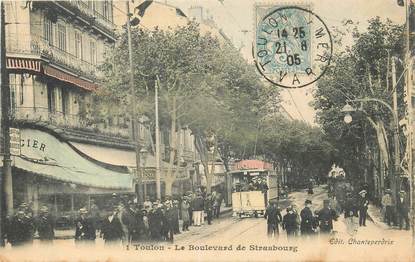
{"left": 100, "top": 22, "right": 276, "bottom": 195}
{"left": 313, "top": 17, "right": 404, "bottom": 198}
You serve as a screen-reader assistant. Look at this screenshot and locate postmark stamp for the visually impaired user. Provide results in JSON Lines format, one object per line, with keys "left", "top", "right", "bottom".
{"left": 253, "top": 4, "right": 333, "bottom": 88}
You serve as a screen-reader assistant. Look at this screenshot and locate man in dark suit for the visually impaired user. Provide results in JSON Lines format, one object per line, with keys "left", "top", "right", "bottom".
{"left": 282, "top": 206, "right": 299, "bottom": 241}
{"left": 75, "top": 208, "right": 96, "bottom": 244}
{"left": 300, "top": 199, "right": 316, "bottom": 237}
{"left": 264, "top": 201, "right": 282, "bottom": 238}
{"left": 397, "top": 190, "right": 410, "bottom": 230}
{"left": 7, "top": 210, "right": 34, "bottom": 247}
{"left": 100, "top": 208, "right": 123, "bottom": 245}
{"left": 316, "top": 199, "right": 338, "bottom": 235}
{"left": 36, "top": 206, "right": 55, "bottom": 243}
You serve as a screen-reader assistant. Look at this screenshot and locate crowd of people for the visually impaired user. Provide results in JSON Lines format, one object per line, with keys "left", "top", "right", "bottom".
{"left": 4, "top": 189, "right": 224, "bottom": 247}
{"left": 263, "top": 199, "right": 339, "bottom": 240}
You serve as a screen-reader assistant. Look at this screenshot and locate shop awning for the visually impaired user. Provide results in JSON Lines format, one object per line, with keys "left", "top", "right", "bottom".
{"left": 7, "top": 58, "right": 41, "bottom": 72}
{"left": 69, "top": 142, "right": 170, "bottom": 169}
{"left": 43, "top": 65, "right": 98, "bottom": 91}
{"left": 12, "top": 129, "right": 133, "bottom": 190}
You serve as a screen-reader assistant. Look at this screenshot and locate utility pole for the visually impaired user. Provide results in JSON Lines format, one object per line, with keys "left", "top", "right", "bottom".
{"left": 155, "top": 78, "right": 161, "bottom": 199}
{"left": 0, "top": 1, "right": 7, "bottom": 247}
{"left": 126, "top": 1, "right": 143, "bottom": 205}
{"left": 404, "top": 0, "right": 415, "bottom": 249}
{"left": 1, "top": 1, "right": 12, "bottom": 219}
{"left": 392, "top": 58, "right": 401, "bottom": 204}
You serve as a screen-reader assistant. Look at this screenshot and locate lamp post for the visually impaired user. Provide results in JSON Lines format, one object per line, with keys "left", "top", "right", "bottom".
{"left": 125, "top": 1, "right": 143, "bottom": 205}
{"left": 139, "top": 148, "right": 148, "bottom": 200}
{"left": 341, "top": 98, "right": 400, "bottom": 204}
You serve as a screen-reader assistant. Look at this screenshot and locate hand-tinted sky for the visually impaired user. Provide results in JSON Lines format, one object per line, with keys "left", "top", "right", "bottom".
{"left": 130, "top": 0, "right": 406, "bottom": 124}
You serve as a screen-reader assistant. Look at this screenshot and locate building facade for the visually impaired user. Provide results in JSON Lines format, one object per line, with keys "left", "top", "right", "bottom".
{"left": 3, "top": 1, "right": 202, "bottom": 220}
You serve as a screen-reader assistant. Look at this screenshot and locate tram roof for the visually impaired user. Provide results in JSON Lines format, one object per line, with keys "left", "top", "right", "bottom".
{"left": 228, "top": 169, "right": 270, "bottom": 174}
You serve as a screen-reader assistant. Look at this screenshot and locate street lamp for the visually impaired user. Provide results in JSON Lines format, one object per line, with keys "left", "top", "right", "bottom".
{"left": 341, "top": 98, "right": 401, "bottom": 206}
{"left": 341, "top": 103, "right": 355, "bottom": 124}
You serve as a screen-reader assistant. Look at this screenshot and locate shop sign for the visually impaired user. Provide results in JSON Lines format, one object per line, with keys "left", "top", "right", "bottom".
{"left": 10, "top": 128, "right": 21, "bottom": 156}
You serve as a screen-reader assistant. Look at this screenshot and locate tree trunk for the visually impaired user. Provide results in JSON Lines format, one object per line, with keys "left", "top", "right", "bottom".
{"left": 165, "top": 96, "right": 178, "bottom": 197}
{"left": 165, "top": 178, "right": 174, "bottom": 197}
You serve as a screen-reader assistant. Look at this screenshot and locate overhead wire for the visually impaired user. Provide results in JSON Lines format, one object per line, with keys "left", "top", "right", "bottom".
{"left": 287, "top": 90, "right": 307, "bottom": 122}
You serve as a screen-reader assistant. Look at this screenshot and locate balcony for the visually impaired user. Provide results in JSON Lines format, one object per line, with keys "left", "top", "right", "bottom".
{"left": 7, "top": 34, "right": 97, "bottom": 83}
{"left": 13, "top": 106, "right": 130, "bottom": 140}
{"left": 48, "top": 1, "right": 116, "bottom": 40}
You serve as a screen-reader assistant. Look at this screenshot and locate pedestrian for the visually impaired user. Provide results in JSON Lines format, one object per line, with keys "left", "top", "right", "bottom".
{"left": 19, "top": 203, "right": 35, "bottom": 244}
{"left": 316, "top": 200, "right": 338, "bottom": 235}
{"left": 173, "top": 200, "right": 181, "bottom": 234}
{"left": 381, "top": 189, "right": 394, "bottom": 226}
{"left": 396, "top": 190, "right": 410, "bottom": 230}
{"left": 100, "top": 208, "right": 123, "bottom": 246}
{"left": 344, "top": 192, "right": 359, "bottom": 236}
{"left": 188, "top": 193, "right": 194, "bottom": 226}
{"left": 165, "top": 200, "right": 176, "bottom": 243}
{"left": 192, "top": 194, "right": 204, "bottom": 226}
{"left": 144, "top": 196, "right": 152, "bottom": 211}
{"left": 181, "top": 197, "right": 190, "bottom": 231}
{"left": 75, "top": 208, "right": 96, "bottom": 245}
{"left": 358, "top": 190, "right": 369, "bottom": 227}
{"left": 264, "top": 201, "right": 282, "bottom": 238}
{"left": 36, "top": 206, "right": 54, "bottom": 243}
{"left": 282, "top": 206, "right": 299, "bottom": 241}
{"left": 205, "top": 193, "right": 214, "bottom": 225}
{"left": 307, "top": 180, "right": 314, "bottom": 195}
{"left": 214, "top": 191, "right": 223, "bottom": 219}
{"left": 89, "top": 199, "right": 101, "bottom": 232}
{"left": 7, "top": 210, "right": 34, "bottom": 247}
{"left": 291, "top": 204, "right": 301, "bottom": 237}
{"left": 142, "top": 209, "right": 150, "bottom": 240}
{"left": 300, "top": 200, "right": 316, "bottom": 237}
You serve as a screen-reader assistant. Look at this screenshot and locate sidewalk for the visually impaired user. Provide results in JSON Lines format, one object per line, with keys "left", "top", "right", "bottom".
{"left": 366, "top": 202, "right": 389, "bottom": 230}
{"left": 51, "top": 204, "right": 232, "bottom": 240}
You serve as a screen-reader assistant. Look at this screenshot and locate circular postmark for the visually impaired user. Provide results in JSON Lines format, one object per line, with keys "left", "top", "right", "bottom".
{"left": 253, "top": 6, "right": 333, "bottom": 88}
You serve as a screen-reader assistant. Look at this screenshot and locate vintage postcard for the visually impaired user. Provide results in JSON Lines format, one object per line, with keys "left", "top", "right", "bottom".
{"left": 0, "top": 0, "right": 414, "bottom": 261}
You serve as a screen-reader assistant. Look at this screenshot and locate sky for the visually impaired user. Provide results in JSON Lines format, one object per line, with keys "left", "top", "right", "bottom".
{"left": 118, "top": 0, "right": 406, "bottom": 124}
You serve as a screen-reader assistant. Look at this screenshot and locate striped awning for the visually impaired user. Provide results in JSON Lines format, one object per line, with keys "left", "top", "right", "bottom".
{"left": 44, "top": 65, "right": 98, "bottom": 91}
{"left": 6, "top": 58, "right": 41, "bottom": 72}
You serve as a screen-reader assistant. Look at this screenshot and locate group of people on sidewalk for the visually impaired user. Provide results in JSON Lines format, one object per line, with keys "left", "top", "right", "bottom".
{"left": 4, "top": 189, "right": 224, "bottom": 247}
{"left": 381, "top": 189, "right": 411, "bottom": 230}
{"left": 264, "top": 199, "right": 339, "bottom": 240}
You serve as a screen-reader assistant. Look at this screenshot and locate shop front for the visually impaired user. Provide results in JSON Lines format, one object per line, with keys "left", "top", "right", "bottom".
{"left": 11, "top": 128, "right": 134, "bottom": 220}
{"left": 69, "top": 140, "right": 193, "bottom": 200}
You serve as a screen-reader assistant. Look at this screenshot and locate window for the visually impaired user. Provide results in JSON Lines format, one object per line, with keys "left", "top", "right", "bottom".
{"left": 103, "top": 0, "right": 109, "bottom": 19}
{"left": 57, "top": 24, "right": 66, "bottom": 51}
{"left": 9, "top": 74, "right": 17, "bottom": 112}
{"left": 44, "top": 17, "right": 53, "bottom": 45}
{"left": 61, "top": 88, "right": 70, "bottom": 115}
{"left": 89, "top": 40, "right": 96, "bottom": 64}
{"left": 74, "top": 31, "right": 82, "bottom": 59}
{"left": 47, "top": 84, "right": 56, "bottom": 113}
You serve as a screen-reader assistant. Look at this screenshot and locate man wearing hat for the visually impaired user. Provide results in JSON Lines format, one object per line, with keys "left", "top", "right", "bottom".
{"left": 344, "top": 191, "right": 359, "bottom": 236}
{"left": 100, "top": 207, "right": 123, "bottom": 245}
{"left": 381, "top": 189, "right": 394, "bottom": 226}
{"left": 282, "top": 206, "right": 299, "bottom": 241}
{"left": 396, "top": 190, "right": 410, "bottom": 230}
{"left": 7, "top": 209, "right": 34, "bottom": 247}
{"left": 358, "top": 190, "right": 369, "bottom": 227}
{"left": 75, "top": 208, "right": 96, "bottom": 244}
{"left": 300, "top": 200, "right": 316, "bottom": 237}
{"left": 36, "top": 206, "right": 55, "bottom": 243}
{"left": 264, "top": 200, "right": 282, "bottom": 238}
{"left": 316, "top": 200, "right": 338, "bottom": 235}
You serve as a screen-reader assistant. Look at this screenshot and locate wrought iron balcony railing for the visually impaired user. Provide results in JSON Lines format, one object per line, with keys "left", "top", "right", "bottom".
{"left": 13, "top": 106, "right": 130, "bottom": 139}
